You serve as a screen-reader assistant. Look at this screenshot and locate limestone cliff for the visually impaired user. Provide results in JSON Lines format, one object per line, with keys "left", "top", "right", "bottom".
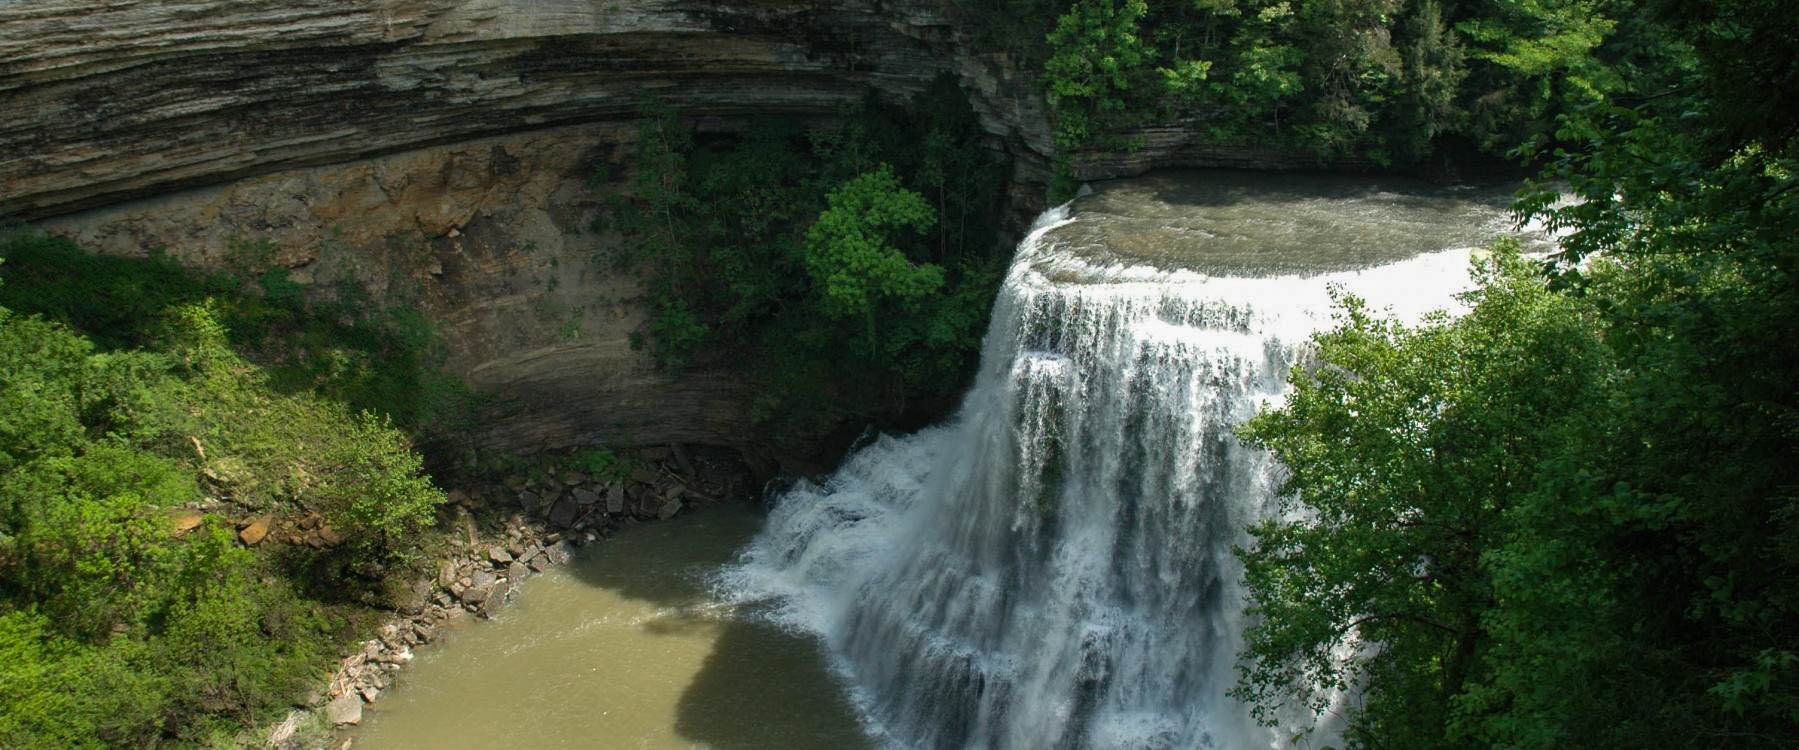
{"left": 2, "top": 0, "right": 1054, "bottom": 219}
{"left": 2, "top": 1, "right": 1372, "bottom": 465}
{"left": 2, "top": 0, "right": 1054, "bottom": 465}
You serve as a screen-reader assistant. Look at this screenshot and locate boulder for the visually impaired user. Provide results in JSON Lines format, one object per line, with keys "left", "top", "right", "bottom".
{"left": 573, "top": 487, "right": 600, "bottom": 505}
{"left": 657, "top": 497, "right": 684, "bottom": 521}
{"left": 548, "top": 498, "right": 580, "bottom": 528}
{"left": 238, "top": 516, "right": 272, "bottom": 546}
{"left": 436, "top": 560, "right": 458, "bottom": 588}
{"left": 460, "top": 570, "right": 498, "bottom": 604}
{"left": 518, "top": 490, "right": 542, "bottom": 513}
{"left": 544, "top": 542, "right": 572, "bottom": 566}
{"left": 168, "top": 510, "right": 205, "bottom": 536}
{"left": 325, "top": 692, "right": 362, "bottom": 726}
{"left": 605, "top": 485, "right": 625, "bottom": 514}
{"left": 487, "top": 545, "right": 513, "bottom": 565}
{"left": 316, "top": 525, "right": 344, "bottom": 546}
{"left": 395, "top": 580, "right": 432, "bottom": 615}
{"left": 506, "top": 561, "right": 529, "bottom": 583}
{"left": 480, "top": 588, "right": 507, "bottom": 617}
{"left": 670, "top": 442, "right": 697, "bottom": 478}
{"left": 358, "top": 685, "right": 381, "bottom": 703}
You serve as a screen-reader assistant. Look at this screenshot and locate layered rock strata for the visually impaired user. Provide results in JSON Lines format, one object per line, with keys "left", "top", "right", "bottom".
{"left": 5, "top": 0, "right": 1055, "bottom": 462}
{"left": 2, "top": 0, "right": 1054, "bottom": 219}
{"left": 5, "top": 1, "right": 1364, "bottom": 463}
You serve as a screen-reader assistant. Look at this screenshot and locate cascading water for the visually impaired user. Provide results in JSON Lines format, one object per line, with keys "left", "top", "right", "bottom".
{"left": 721, "top": 171, "right": 1545, "bottom": 750}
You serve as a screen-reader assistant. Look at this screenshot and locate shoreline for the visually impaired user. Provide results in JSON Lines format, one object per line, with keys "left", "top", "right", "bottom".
{"left": 260, "top": 445, "right": 754, "bottom": 749}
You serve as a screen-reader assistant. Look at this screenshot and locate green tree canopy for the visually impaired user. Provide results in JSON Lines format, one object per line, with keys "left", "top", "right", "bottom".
{"left": 803, "top": 167, "right": 942, "bottom": 322}
{"left": 1235, "top": 247, "right": 1616, "bottom": 747}
{"left": 1234, "top": 1, "right": 1799, "bottom": 746}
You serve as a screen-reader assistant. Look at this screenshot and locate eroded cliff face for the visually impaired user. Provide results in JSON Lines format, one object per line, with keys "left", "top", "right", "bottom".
{"left": 2, "top": 0, "right": 1054, "bottom": 218}
{"left": 3, "top": 0, "right": 1054, "bottom": 465}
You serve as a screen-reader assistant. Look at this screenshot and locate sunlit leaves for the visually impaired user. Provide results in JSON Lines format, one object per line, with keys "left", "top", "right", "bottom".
{"left": 1234, "top": 247, "right": 1616, "bottom": 747}
{"left": 803, "top": 167, "right": 942, "bottom": 322}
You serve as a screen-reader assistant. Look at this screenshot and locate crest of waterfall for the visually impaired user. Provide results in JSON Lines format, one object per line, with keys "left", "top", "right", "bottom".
{"left": 721, "top": 175, "right": 1525, "bottom": 750}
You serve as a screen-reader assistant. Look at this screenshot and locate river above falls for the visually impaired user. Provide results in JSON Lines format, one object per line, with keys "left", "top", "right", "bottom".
{"left": 349, "top": 503, "right": 873, "bottom": 749}
{"left": 1048, "top": 169, "right": 1546, "bottom": 277}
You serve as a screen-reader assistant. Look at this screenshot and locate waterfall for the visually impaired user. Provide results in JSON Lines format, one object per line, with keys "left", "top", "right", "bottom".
{"left": 721, "top": 174, "right": 1516, "bottom": 750}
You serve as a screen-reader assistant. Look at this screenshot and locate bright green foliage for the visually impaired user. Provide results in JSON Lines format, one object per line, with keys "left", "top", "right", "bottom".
{"left": 803, "top": 167, "right": 941, "bottom": 322}
{"left": 0, "top": 231, "right": 471, "bottom": 441}
{"left": 1043, "top": 0, "right": 1153, "bottom": 149}
{"left": 0, "top": 611, "right": 166, "bottom": 748}
{"left": 0, "top": 239, "right": 446, "bottom": 745}
{"left": 314, "top": 411, "right": 444, "bottom": 567}
{"left": 1, "top": 445, "right": 193, "bottom": 639}
{"left": 1236, "top": 247, "right": 1614, "bottom": 747}
{"left": 0, "top": 311, "right": 89, "bottom": 471}
{"left": 148, "top": 300, "right": 447, "bottom": 566}
{"left": 601, "top": 79, "right": 1009, "bottom": 429}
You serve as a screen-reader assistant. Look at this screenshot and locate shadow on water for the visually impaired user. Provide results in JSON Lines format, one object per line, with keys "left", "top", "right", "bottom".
{"left": 671, "top": 617, "right": 876, "bottom": 750}
{"left": 559, "top": 503, "right": 875, "bottom": 750}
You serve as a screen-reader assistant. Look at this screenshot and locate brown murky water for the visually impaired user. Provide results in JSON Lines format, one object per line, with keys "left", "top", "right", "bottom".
{"left": 1047, "top": 169, "right": 1544, "bottom": 276}
{"left": 350, "top": 503, "right": 873, "bottom": 749}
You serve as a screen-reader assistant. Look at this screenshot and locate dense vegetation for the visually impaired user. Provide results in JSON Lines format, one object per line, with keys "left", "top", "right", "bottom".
{"left": 1232, "top": 1, "right": 1799, "bottom": 746}
{"left": 0, "top": 232, "right": 449, "bottom": 747}
{"left": 1035, "top": 0, "right": 1682, "bottom": 166}
{"left": 600, "top": 77, "right": 1010, "bottom": 431}
{"left": 2, "top": 0, "right": 1791, "bottom": 746}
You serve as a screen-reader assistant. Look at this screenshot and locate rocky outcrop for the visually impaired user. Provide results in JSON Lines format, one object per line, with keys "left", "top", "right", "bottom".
{"left": 300, "top": 444, "right": 745, "bottom": 739}
{"left": 1066, "top": 123, "right": 1382, "bottom": 181}
{"left": 1, "top": 0, "right": 1054, "bottom": 220}
{"left": 3, "top": 0, "right": 1053, "bottom": 463}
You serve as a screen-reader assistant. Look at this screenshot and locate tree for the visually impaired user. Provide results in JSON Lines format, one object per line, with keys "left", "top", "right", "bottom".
{"left": 1233, "top": 247, "right": 1616, "bottom": 748}
{"left": 1237, "top": 2, "right": 1799, "bottom": 745}
{"left": 802, "top": 167, "right": 942, "bottom": 342}
{"left": 1043, "top": 0, "right": 1153, "bottom": 149}
{"left": 314, "top": 411, "right": 445, "bottom": 569}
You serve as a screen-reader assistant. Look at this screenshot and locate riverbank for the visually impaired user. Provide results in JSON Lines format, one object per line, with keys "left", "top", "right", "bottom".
{"left": 344, "top": 502, "right": 872, "bottom": 749}
{"left": 258, "top": 445, "right": 755, "bottom": 749}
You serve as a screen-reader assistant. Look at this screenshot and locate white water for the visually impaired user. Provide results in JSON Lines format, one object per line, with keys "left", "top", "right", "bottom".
{"left": 721, "top": 172, "right": 1529, "bottom": 750}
